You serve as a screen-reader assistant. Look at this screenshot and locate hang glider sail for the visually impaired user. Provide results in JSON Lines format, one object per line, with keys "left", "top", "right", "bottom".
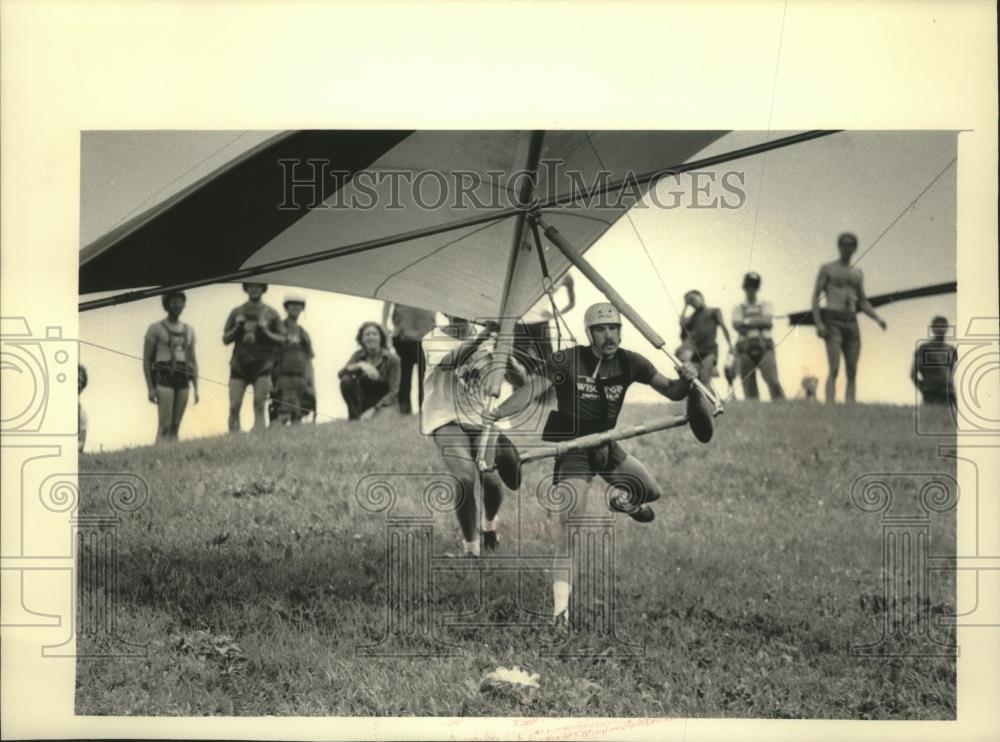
{"left": 786, "top": 281, "right": 958, "bottom": 326}
{"left": 79, "top": 129, "right": 836, "bottom": 320}
{"left": 79, "top": 128, "right": 846, "bottom": 443}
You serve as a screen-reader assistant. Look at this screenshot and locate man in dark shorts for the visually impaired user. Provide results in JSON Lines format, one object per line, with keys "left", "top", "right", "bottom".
{"left": 223, "top": 282, "right": 285, "bottom": 432}
{"left": 271, "top": 293, "right": 316, "bottom": 425}
{"left": 484, "top": 302, "right": 696, "bottom": 621}
{"left": 811, "top": 232, "right": 888, "bottom": 404}
{"left": 679, "top": 290, "right": 733, "bottom": 387}
{"left": 911, "top": 315, "right": 957, "bottom": 412}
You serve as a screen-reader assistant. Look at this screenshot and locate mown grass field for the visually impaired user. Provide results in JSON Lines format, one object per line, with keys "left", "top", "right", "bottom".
{"left": 77, "top": 401, "right": 956, "bottom": 718}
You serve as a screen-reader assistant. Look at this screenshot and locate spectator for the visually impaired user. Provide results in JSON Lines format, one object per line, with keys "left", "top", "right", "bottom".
{"left": 732, "top": 272, "right": 785, "bottom": 400}
{"left": 143, "top": 290, "right": 199, "bottom": 442}
{"left": 339, "top": 321, "right": 401, "bottom": 421}
{"left": 272, "top": 294, "right": 316, "bottom": 425}
{"left": 679, "top": 290, "right": 732, "bottom": 386}
{"left": 78, "top": 364, "right": 89, "bottom": 453}
{"left": 911, "top": 315, "right": 957, "bottom": 412}
{"left": 381, "top": 303, "right": 436, "bottom": 414}
{"left": 223, "top": 282, "right": 284, "bottom": 433}
{"left": 810, "top": 232, "right": 887, "bottom": 404}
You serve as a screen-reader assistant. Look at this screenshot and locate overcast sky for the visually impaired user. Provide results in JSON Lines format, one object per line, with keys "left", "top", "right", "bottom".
{"left": 79, "top": 131, "right": 957, "bottom": 451}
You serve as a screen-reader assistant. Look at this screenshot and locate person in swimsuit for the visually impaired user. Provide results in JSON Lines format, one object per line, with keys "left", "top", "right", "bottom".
{"left": 421, "top": 316, "right": 525, "bottom": 556}
{"left": 811, "top": 232, "right": 887, "bottom": 404}
{"left": 484, "top": 302, "right": 697, "bottom": 624}
{"left": 272, "top": 293, "right": 316, "bottom": 426}
{"left": 679, "top": 290, "right": 733, "bottom": 386}
{"left": 732, "top": 272, "right": 784, "bottom": 400}
{"left": 223, "top": 282, "right": 284, "bottom": 432}
{"left": 143, "top": 290, "right": 199, "bottom": 442}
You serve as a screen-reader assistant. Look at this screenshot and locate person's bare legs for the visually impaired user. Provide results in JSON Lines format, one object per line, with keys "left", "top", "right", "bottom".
{"left": 432, "top": 426, "right": 482, "bottom": 550}
{"left": 824, "top": 335, "right": 842, "bottom": 404}
{"left": 169, "top": 387, "right": 190, "bottom": 440}
{"left": 603, "top": 454, "right": 663, "bottom": 507}
{"left": 252, "top": 375, "right": 272, "bottom": 432}
{"left": 843, "top": 340, "right": 861, "bottom": 404}
{"left": 155, "top": 386, "right": 175, "bottom": 442}
{"left": 228, "top": 378, "right": 248, "bottom": 432}
{"left": 551, "top": 474, "right": 593, "bottom": 622}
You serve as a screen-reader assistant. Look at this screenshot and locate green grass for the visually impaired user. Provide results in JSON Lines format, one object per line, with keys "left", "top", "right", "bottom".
{"left": 76, "top": 401, "right": 956, "bottom": 718}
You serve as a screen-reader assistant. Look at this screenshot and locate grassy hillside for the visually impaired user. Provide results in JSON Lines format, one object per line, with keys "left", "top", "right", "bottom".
{"left": 76, "top": 401, "right": 956, "bottom": 718}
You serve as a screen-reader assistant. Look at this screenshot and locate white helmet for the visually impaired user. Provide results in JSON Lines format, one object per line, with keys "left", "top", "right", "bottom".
{"left": 283, "top": 293, "right": 306, "bottom": 308}
{"left": 584, "top": 302, "right": 621, "bottom": 344}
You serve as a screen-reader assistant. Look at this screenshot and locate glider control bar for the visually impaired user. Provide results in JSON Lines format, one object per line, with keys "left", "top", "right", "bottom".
{"left": 520, "top": 414, "right": 692, "bottom": 463}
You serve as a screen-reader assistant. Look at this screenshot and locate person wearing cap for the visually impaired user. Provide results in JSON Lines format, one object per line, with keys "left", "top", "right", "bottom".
{"left": 679, "top": 290, "right": 733, "bottom": 387}
{"left": 381, "top": 302, "right": 437, "bottom": 415}
{"left": 811, "top": 232, "right": 887, "bottom": 404}
{"left": 144, "top": 290, "right": 199, "bottom": 442}
{"left": 732, "top": 272, "right": 784, "bottom": 400}
{"left": 271, "top": 294, "right": 316, "bottom": 425}
{"left": 911, "top": 315, "right": 957, "bottom": 412}
{"left": 421, "top": 316, "right": 525, "bottom": 557}
{"left": 223, "top": 282, "right": 284, "bottom": 432}
{"left": 483, "top": 302, "right": 697, "bottom": 623}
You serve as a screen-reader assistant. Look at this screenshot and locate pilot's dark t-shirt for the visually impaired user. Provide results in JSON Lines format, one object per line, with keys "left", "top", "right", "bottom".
{"left": 542, "top": 345, "right": 657, "bottom": 440}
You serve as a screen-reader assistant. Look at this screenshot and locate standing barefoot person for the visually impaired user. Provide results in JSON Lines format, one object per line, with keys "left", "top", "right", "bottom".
{"left": 223, "top": 282, "right": 284, "bottom": 432}
{"left": 811, "top": 232, "right": 887, "bottom": 404}
{"left": 338, "top": 321, "right": 401, "bottom": 421}
{"left": 143, "top": 291, "right": 199, "bottom": 442}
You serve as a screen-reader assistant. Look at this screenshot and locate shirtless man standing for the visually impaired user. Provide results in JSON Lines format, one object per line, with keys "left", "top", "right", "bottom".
{"left": 811, "top": 232, "right": 887, "bottom": 404}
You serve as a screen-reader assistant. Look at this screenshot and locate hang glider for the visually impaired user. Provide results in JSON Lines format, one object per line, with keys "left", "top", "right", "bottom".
{"left": 786, "top": 281, "right": 957, "bottom": 326}
{"left": 79, "top": 128, "right": 847, "bottom": 444}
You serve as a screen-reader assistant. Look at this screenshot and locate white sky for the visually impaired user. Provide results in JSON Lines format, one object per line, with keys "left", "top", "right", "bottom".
{"left": 78, "top": 131, "right": 957, "bottom": 451}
